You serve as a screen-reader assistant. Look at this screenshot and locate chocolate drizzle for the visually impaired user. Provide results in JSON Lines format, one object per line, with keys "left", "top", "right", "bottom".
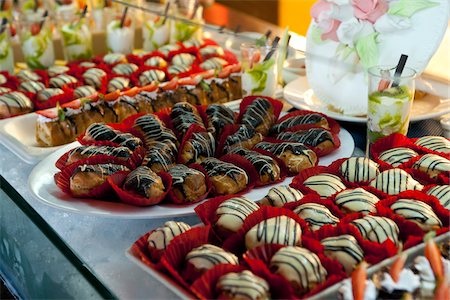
{"left": 369, "top": 169, "right": 423, "bottom": 195}
{"left": 246, "top": 216, "right": 302, "bottom": 249}
{"left": 0, "top": 92, "right": 32, "bottom": 110}
{"left": 270, "top": 114, "right": 328, "bottom": 134}
{"left": 75, "top": 163, "right": 128, "bottom": 177}
{"left": 205, "top": 104, "right": 235, "bottom": 136}
{"left": 133, "top": 114, "right": 177, "bottom": 146}
{"left": 107, "top": 77, "right": 130, "bottom": 92}
{"left": 303, "top": 173, "right": 346, "bottom": 198}
{"left": 229, "top": 147, "right": 279, "bottom": 181}
{"left": 261, "top": 185, "right": 303, "bottom": 207}
{"left": 276, "top": 128, "right": 334, "bottom": 147}
{"left": 69, "top": 145, "right": 132, "bottom": 160}
{"left": 84, "top": 123, "right": 142, "bottom": 150}
{"left": 142, "top": 140, "right": 177, "bottom": 171}
{"left": 124, "top": 166, "right": 163, "bottom": 198}
{"left": 351, "top": 215, "right": 400, "bottom": 247}
{"left": 412, "top": 154, "right": 450, "bottom": 178}
{"left": 293, "top": 203, "right": 339, "bottom": 231}
{"left": 74, "top": 85, "right": 96, "bottom": 98}
{"left": 216, "top": 197, "right": 259, "bottom": 232}
{"left": 183, "top": 131, "right": 216, "bottom": 164}
{"left": 415, "top": 136, "right": 450, "bottom": 154}
{"left": 139, "top": 69, "right": 166, "bottom": 86}
{"left": 254, "top": 141, "right": 313, "bottom": 159}
{"left": 426, "top": 185, "right": 450, "bottom": 209}
{"left": 112, "top": 63, "right": 138, "bottom": 76}
{"left": 200, "top": 157, "right": 247, "bottom": 183}
{"left": 241, "top": 97, "right": 273, "bottom": 131}
{"left": 224, "top": 126, "right": 262, "bottom": 152}
{"left": 49, "top": 74, "right": 77, "bottom": 88}
{"left": 147, "top": 221, "right": 191, "bottom": 250}
{"left": 185, "top": 244, "right": 239, "bottom": 269}
{"left": 339, "top": 157, "right": 379, "bottom": 183}
{"left": 170, "top": 102, "right": 205, "bottom": 136}
{"left": 379, "top": 147, "right": 418, "bottom": 167}
{"left": 320, "top": 235, "right": 364, "bottom": 273}
{"left": 168, "top": 164, "right": 204, "bottom": 186}
{"left": 217, "top": 270, "right": 270, "bottom": 300}
{"left": 390, "top": 199, "right": 442, "bottom": 229}
{"left": 334, "top": 188, "right": 379, "bottom": 214}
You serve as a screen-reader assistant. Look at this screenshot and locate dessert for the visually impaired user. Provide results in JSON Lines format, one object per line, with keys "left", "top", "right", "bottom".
{"left": 103, "top": 53, "right": 126, "bottom": 65}
{"left": 369, "top": 169, "right": 423, "bottom": 195}
{"left": 130, "top": 114, "right": 177, "bottom": 146}
{"left": 0, "top": 24, "right": 14, "bottom": 73}
{"left": 259, "top": 185, "right": 304, "bottom": 207}
{"left": 138, "top": 69, "right": 166, "bottom": 86}
{"left": 412, "top": 154, "right": 450, "bottom": 179}
{"left": 60, "top": 17, "right": 93, "bottom": 61}
{"left": 167, "top": 164, "right": 207, "bottom": 203}
{"left": 36, "top": 88, "right": 64, "bottom": 102}
{"left": 170, "top": 102, "right": 205, "bottom": 137}
{"left": 0, "top": 91, "right": 33, "bottom": 119}
{"left": 18, "top": 81, "right": 45, "bottom": 93}
{"left": 351, "top": 215, "right": 400, "bottom": 247}
{"left": 112, "top": 63, "right": 138, "bottom": 76}
{"left": 106, "top": 14, "right": 134, "bottom": 54}
{"left": 223, "top": 126, "right": 263, "bottom": 153}
{"left": 228, "top": 147, "right": 281, "bottom": 185}
{"left": 199, "top": 45, "right": 224, "bottom": 58}
{"left": 82, "top": 123, "right": 142, "bottom": 150}
{"left": 171, "top": 53, "right": 196, "bottom": 67}
{"left": 276, "top": 128, "right": 336, "bottom": 153}
{"left": 415, "top": 136, "right": 450, "bottom": 154}
{"left": 16, "top": 69, "right": 41, "bottom": 82}
{"left": 216, "top": 270, "right": 270, "bottom": 300}
{"left": 168, "top": 64, "right": 190, "bottom": 76}
{"left": 49, "top": 74, "right": 78, "bottom": 88}
{"left": 107, "top": 77, "right": 130, "bottom": 93}
{"left": 21, "top": 18, "right": 55, "bottom": 69}
{"left": 123, "top": 166, "right": 165, "bottom": 199}
{"left": 158, "top": 44, "right": 180, "bottom": 56}
{"left": 216, "top": 196, "right": 259, "bottom": 235}
{"left": 144, "top": 56, "right": 167, "bottom": 68}
{"left": 240, "top": 97, "right": 276, "bottom": 135}
{"left": 83, "top": 68, "right": 107, "bottom": 89}
{"left": 74, "top": 85, "right": 96, "bottom": 98}
{"left": 47, "top": 65, "right": 69, "bottom": 77}
{"left": 303, "top": 173, "right": 346, "bottom": 198}
{"left": 200, "top": 57, "right": 228, "bottom": 71}
{"left": 245, "top": 216, "right": 302, "bottom": 249}
{"left": 293, "top": 203, "right": 339, "bottom": 231}
{"left": 390, "top": 199, "right": 442, "bottom": 231}
{"left": 334, "top": 188, "right": 380, "bottom": 214}
{"left": 200, "top": 157, "right": 248, "bottom": 195}
{"left": 270, "top": 113, "right": 329, "bottom": 135}
{"left": 147, "top": 221, "right": 191, "bottom": 252}
{"left": 339, "top": 157, "right": 379, "bottom": 183}
{"left": 378, "top": 147, "right": 419, "bottom": 167}
{"left": 253, "top": 141, "right": 317, "bottom": 174}
{"left": 321, "top": 235, "right": 364, "bottom": 274}
{"left": 179, "top": 131, "right": 216, "bottom": 164}
{"left": 270, "top": 246, "right": 327, "bottom": 293}
{"left": 142, "top": 140, "right": 178, "bottom": 172}
{"left": 205, "top": 104, "right": 236, "bottom": 137}
{"left": 425, "top": 185, "right": 450, "bottom": 209}
{"left": 142, "top": 16, "right": 170, "bottom": 52}
{"left": 62, "top": 145, "right": 132, "bottom": 167}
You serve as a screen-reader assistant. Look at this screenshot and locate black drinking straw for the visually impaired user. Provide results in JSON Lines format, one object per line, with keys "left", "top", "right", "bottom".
{"left": 39, "top": 10, "right": 48, "bottom": 31}
{"left": 391, "top": 54, "right": 408, "bottom": 87}
{"left": 263, "top": 36, "right": 280, "bottom": 62}
{"left": 265, "top": 30, "right": 272, "bottom": 39}
{"left": 0, "top": 18, "right": 7, "bottom": 35}
{"left": 285, "top": 34, "right": 292, "bottom": 59}
{"left": 162, "top": 1, "right": 170, "bottom": 25}
{"left": 119, "top": 6, "right": 128, "bottom": 28}
{"left": 190, "top": 0, "right": 199, "bottom": 20}
{"left": 74, "top": 5, "right": 88, "bottom": 27}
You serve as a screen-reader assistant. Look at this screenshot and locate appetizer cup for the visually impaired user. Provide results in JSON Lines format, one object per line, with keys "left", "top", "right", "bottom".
{"left": 170, "top": 0, "right": 204, "bottom": 43}
{"left": 142, "top": 10, "right": 171, "bottom": 52}
{"left": 366, "top": 66, "right": 416, "bottom": 155}
{"left": 0, "top": 22, "right": 14, "bottom": 73}
{"left": 106, "top": 10, "right": 135, "bottom": 54}
{"left": 240, "top": 43, "right": 278, "bottom": 98}
{"left": 19, "top": 15, "right": 55, "bottom": 69}
{"left": 58, "top": 12, "right": 93, "bottom": 61}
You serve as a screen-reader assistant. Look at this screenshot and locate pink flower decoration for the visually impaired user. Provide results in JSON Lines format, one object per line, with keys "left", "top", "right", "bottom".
{"left": 311, "top": 0, "right": 332, "bottom": 21}
{"left": 321, "top": 19, "right": 341, "bottom": 42}
{"left": 352, "top": 0, "right": 388, "bottom": 23}
{"left": 311, "top": 0, "right": 341, "bottom": 42}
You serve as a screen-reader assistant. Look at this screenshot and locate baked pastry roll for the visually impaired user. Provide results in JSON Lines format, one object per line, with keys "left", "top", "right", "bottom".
{"left": 112, "top": 63, "right": 138, "bottom": 76}
{"left": 217, "top": 270, "right": 270, "bottom": 300}
{"left": 205, "top": 104, "right": 236, "bottom": 137}
{"left": 270, "top": 246, "right": 327, "bottom": 293}
{"left": 334, "top": 188, "right": 380, "bottom": 214}
{"left": 171, "top": 53, "right": 196, "bottom": 67}
{"left": 270, "top": 113, "right": 330, "bottom": 135}
{"left": 303, "top": 173, "right": 346, "bottom": 198}
{"left": 351, "top": 215, "right": 400, "bottom": 247}
{"left": 74, "top": 85, "right": 97, "bottom": 98}
{"left": 390, "top": 199, "right": 442, "bottom": 232}
{"left": 253, "top": 141, "right": 317, "bottom": 174}
{"left": 36, "top": 88, "right": 64, "bottom": 102}
{"left": 82, "top": 123, "right": 143, "bottom": 150}
{"left": 69, "top": 163, "right": 129, "bottom": 196}
{"left": 425, "top": 185, "right": 450, "bottom": 209}
{"left": 107, "top": 77, "right": 130, "bottom": 93}
{"left": 174, "top": 85, "right": 208, "bottom": 106}
{"left": 170, "top": 102, "right": 205, "bottom": 137}
{"left": 200, "top": 57, "right": 228, "bottom": 70}
{"left": 47, "top": 65, "right": 69, "bottom": 77}
{"left": 144, "top": 56, "right": 168, "bottom": 68}
{"left": 131, "top": 114, "right": 178, "bottom": 146}
{"left": 123, "top": 166, "right": 165, "bottom": 199}
{"left": 167, "top": 164, "right": 207, "bottom": 202}
{"left": 18, "top": 81, "right": 45, "bottom": 93}
{"left": 339, "top": 157, "right": 379, "bottom": 183}
{"left": 142, "top": 140, "right": 178, "bottom": 172}
{"left": 245, "top": 216, "right": 302, "bottom": 249}
{"left": 103, "top": 53, "right": 127, "bottom": 65}
{"left": 64, "top": 145, "right": 132, "bottom": 166}
{"left": 369, "top": 169, "right": 423, "bottom": 195}
{"left": 412, "top": 154, "right": 450, "bottom": 179}
{"left": 228, "top": 147, "right": 281, "bottom": 185}
{"left": 148, "top": 221, "right": 191, "bottom": 251}
{"left": 185, "top": 244, "right": 239, "bottom": 278}
{"left": 138, "top": 69, "right": 166, "bottom": 86}
{"left": 200, "top": 157, "right": 248, "bottom": 195}
{"left": 179, "top": 131, "right": 216, "bottom": 164}
{"left": 223, "top": 126, "right": 263, "bottom": 153}
{"left": 0, "top": 91, "right": 33, "bottom": 119}
{"left": 49, "top": 74, "right": 78, "bottom": 88}
{"left": 276, "top": 128, "right": 335, "bottom": 153}
{"left": 260, "top": 185, "right": 304, "bottom": 207}
{"left": 206, "top": 79, "right": 232, "bottom": 103}
{"left": 83, "top": 68, "right": 107, "bottom": 89}
{"left": 415, "top": 136, "right": 450, "bottom": 154}
{"left": 320, "top": 235, "right": 364, "bottom": 274}
{"left": 240, "top": 97, "right": 276, "bottom": 135}
{"left": 293, "top": 203, "right": 339, "bottom": 231}
{"left": 378, "top": 147, "right": 419, "bottom": 167}
{"left": 215, "top": 196, "right": 259, "bottom": 235}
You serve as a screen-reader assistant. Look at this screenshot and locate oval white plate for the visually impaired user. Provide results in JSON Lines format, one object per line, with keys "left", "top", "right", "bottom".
{"left": 284, "top": 77, "right": 450, "bottom": 123}
{"left": 28, "top": 129, "right": 354, "bottom": 219}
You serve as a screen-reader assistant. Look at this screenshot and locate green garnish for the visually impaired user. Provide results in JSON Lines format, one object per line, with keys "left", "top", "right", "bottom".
{"left": 246, "top": 58, "right": 275, "bottom": 94}
{"left": 200, "top": 80, "right": 211, "bottom": 92}
{"left": 56, "top": 102, "right": 65, "bottom": 121}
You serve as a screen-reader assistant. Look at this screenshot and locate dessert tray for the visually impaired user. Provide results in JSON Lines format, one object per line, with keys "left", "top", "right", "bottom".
{"left": 284, "top": 76, "right": 450, "bottom": 123}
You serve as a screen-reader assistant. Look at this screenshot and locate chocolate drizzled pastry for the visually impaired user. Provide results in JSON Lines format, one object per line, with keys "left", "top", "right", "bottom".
{"left": 217, "top": 270, "right": 270, "bottom": 300}
{"left": 200, "top": 157, "right": 248, "bottom": 195}
{"left": 378, "top": 147, "right": 419, "bottom": 167}
{"left": 276, "top": 128, "right": 335, "bottom": 152}
{"left": 170, "top": 102, "right": 205, "bottom": 137}
{"left": 294, "top": 203, "right": 339, "bottom": 231}
{"left": 240, "top": 97, "right": 276, "bottom": 135}
{"left": 260, "top": 185, "right": 304, "bottom": 207}
{"left": 223, "top": 125, "right": 263, "bottom": 153}
{"left": 147, "top": 221, "right": 191, "bottom": 251}
{"left": 49, "top": 74, "right": 78, "bottom": 88}
{"left": 107, "top": 77, "right": 130, "bottom": 93}
{"left": 321, "top": 235, "right": 364, "bottom": 274}
{"left": 180, "top": 131, "right": 216, "bottom": 164}
{"left": 351, "top": 215, "right": 400, "bottom": 247}
{"left": 412, "top": 154, "right": 450, "bottom": 179}
{"left": 142, "top": 140, "right": 178, "bottom": 172}
{"left": 132, "top": 114, "right": 178, "bottom": 146}
{"left": 390, "top": 199, "right": 442, "bottom": 232}
{"left": 167, "top": 164, "right": 207, "bottom": 202}
{"left": 123, "top": 166, "right": 165, "bottom": 199}
{"left": 65, "top": 145, "right": 132, "bottom": 166}
{"left": 334, "top": 188, "right": 379, "bottom": 214}
{"left": 339, "top": 157, "right": 379, "bottom": 183}
{"left": 426, "top": 185, "right": 450, "bottom": 209}
{"left": 82, "top": 123, "right": 142, "bottom": 150}
{"left": 303, "top": 173, "right": 346, "bottom": 198}
{"left": 270, "top": 113, "right": 329, "bottom": 135}
{"left": 36, "top": 88, "right": 64, "bottom": 102}
{"left": 0, "top": 91, "right": 33, "bottom": 119}
{"left": 205, "top": 104, "right": 236, "bottom": 137}
{"left": 415, "top": 136, "right": 450, "bottom": 154}
{"left": 215, "top": 196, "right": 259, "bottom": 235}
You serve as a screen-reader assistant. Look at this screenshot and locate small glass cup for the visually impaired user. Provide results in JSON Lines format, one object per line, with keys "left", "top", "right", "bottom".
{"left": 240, "top": 43, "right": 279, "bottom": 97}
{"left": 142, "top": 9, "right": 171, "bottom": 52}
{"left": 170, "top": 0, "right": 203, "bottom": 43}
{"left": 366, "top": 66, "right": 416, "bottom": 154}
{"left": 19, "top": 15, "right": 55, "bottom": 69}
{"left": 58, "top": 12, "right": 93, "bottom": 61}
{"left": 106, "top": 9, "right": 135, "bottom": 54}
{"left": 0, "top": 22, "right": 14, "bottom": 73}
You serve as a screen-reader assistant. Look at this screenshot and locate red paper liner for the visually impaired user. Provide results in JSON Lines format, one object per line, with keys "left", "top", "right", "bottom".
{"left": 177, "top": 124, "right": 209, "bottom": 164}
{"left": 219, "top": 154, "right": 258, "bottom": 195}
{"left": 125, "top": 53, "right": 144, "bottom": 67}
{"left": 166, "top": 163, "right": 212, "bottom": 204}
{"left": 108, "top": 171, "right": 172, "bottom": 207}
{"left": 131, "top": 231, "right": 164, "bottom": 269}
{"left": 160, "top": 226, "right": 213, "bottom": 288}
{"left": 33, "top": 87, "right": 75, "bottom": 110}
{"left": 34, "top": 69, "right": 50, "bottom": 86}
{"left": 0, "top": 71, "right": 19, "bottom": 90}
{"left": 222, "top": 206, "right": 310, "bottom": 256}
{"left": 273, "top": 109, "right": 341, "bottom": 134}
{"left": 283, "top": 195, "right": 345, "bottom": 219}
{"left": 398, "top": 155, "right": 450, "bottom": 185}
{"left": 243, "top": 147, "right": 288, "bottom": 187}
{"left": 55, "top": 155, "right": 128, "bottom": 199}
{"left": 215, "top": 124, "right": 240, "bottom": 156}
{"left": 237, "top": 96, "right": 283, "bottom": 126}
{"left": 409, "top": 136, "right": 450, "bottom": 160}
{"left": 290, "top": 165, "right": 345, "bottom": 197}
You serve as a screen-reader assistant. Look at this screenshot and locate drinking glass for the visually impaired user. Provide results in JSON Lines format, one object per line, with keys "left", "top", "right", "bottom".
{"left": 58, "top": 12, "right": 93, "bottom": 61}
{"left": 0, "top": 22, "right": 14, "bottom": 73}
{"left": 366, "top": 65, "right": 416, "bottom": 154}
{"left": 170, "top": 0, "right": 203, "bottom": 43}
{"left": 240, "top": 43, "right": 278, "bottom": 97}
{"left": 142, "top": 6, "right": 171, "bottom": 52}
{"left": 106, "top": 9, "right": 135, "bottom": 54}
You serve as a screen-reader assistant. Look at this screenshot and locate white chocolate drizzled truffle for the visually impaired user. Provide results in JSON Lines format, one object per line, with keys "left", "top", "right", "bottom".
{"left": 217, "top": 271, "right": 270, "bottom": 300}
{"left": 245, "top": 216, "right": 302, "bottom": 249}
{"left": 303, "top": 173, "right": 346, "bottom": 198}
{"left": 379, "top": 147, "right": 419, "bottom": 167}
{"left": 147, "top": 221, "right": 191, "bottom": 250}
{"left": 112, "top": 63, "right": 138, "bottom": 76}
{"left": 171, "top": 53, "right": 196, "bottom": 67}
{"left": 339, "top": 157, "right": 379, "bottom": 183}
{"left": 412, "top": 154, "right": 450, "bottom": 178}
{"left": 260, "top": 186, "right": 303, "bottom": 207}
{"left": 351, "top": 215, "right": 400, "bottom": 247}
{"left": 200, "top": 45, "right": 225, "bottom": 57}
{"left": 334, "top": 188, "right": 380, "bottom": 214}
{"left": 426, "top": 185, "right": 450, "bottom": 209}
{"left": 103, "top": 53, "right": 126, "bottom": 65}
{"left": 270, "top": 246, "right": 327, "bottom": 292}
{"left": 321, "top": 235, "right": 364, "bottom": 274}
{"left": 293, "top": 203, "right": 339, "bottom": 231}
{"left": 390, "top": 199, "right": 442, "bottom": 231}
{"left": 369, "top": 169, "right": 423, "bottom": 195}
{"left": 144, "top": 56, "right": 168, "bottom": 68}
{"left": 415, "top": 136, "right": 450, "bottom": 154}
{"left": 216, "top": 197, "right": 259, "bottom": 233}
{"left": 200, "top": 57, "right": 228, "bottom": 70}
{"left": 185, "top": 244, "right": 238, "bottom": 271}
